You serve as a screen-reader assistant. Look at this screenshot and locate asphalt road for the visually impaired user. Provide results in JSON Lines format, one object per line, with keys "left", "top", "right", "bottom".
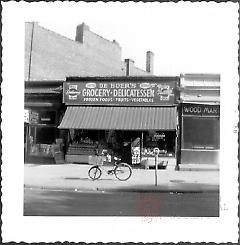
{"left": 24, "top": 188, "right": 219, "bottom": 217}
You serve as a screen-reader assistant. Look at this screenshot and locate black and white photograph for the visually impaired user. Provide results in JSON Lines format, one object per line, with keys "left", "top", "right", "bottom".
{"left": 1, "top": 1, "right": 239, "bottom": 243}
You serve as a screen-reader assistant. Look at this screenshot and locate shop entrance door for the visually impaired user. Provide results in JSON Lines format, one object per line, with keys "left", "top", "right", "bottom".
{"left": 121, "top": 131, "right": 142, "bottom": 165}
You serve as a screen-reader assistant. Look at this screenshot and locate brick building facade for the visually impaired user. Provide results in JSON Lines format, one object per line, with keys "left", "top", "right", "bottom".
{"left": 25, "top": 22, "right": 153, "bottom": 81}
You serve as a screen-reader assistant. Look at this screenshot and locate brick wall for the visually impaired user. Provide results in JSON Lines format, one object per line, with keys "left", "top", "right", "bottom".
{"left": 130, "top": 66, "right": 153, "bottom": 76}
{"left": 76, "top": 23, "right": 122, "bottom": 64}
{"left": 25, "top": 22, "right": 152, "bottom": 81}
{"left": 124, "top": 59, "right": 153, "bottom": 76}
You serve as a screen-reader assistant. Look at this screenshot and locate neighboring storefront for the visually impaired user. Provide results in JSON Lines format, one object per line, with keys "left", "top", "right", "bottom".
{"left": 178, "top": 74, "right": 220, "bottom": 166}
{"left": 59, "top": 76, "right": 180, "bottom": 167}
{"left": 180, "top": 103, "right": 220, "bottom": 165}
{"left": 24, "top": 81, "right": 66, "bottom": 163}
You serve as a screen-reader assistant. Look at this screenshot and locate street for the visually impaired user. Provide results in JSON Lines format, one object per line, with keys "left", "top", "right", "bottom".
{"left": 24, "top": 187, "right": 219, "bottom": 217}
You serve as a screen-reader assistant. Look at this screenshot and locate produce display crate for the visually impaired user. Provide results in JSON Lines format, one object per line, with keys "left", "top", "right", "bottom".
{"left": 67, "top": 144, "right": 97, "bottom": 156}
{"left": 54, "top": 152, "right": 65, "bottom": 164}
{"left": 65, "top": 154, "right": 89, "bottom": 164}
{"left": 88, "top": 155, "right": 106, "bottom": 165}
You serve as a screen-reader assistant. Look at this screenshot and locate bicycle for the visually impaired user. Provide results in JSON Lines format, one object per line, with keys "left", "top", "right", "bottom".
{"left": 88, "top": 154, "right": 132, "bottom": 181}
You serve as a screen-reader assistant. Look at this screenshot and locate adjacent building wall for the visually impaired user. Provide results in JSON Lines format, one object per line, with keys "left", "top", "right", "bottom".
{"left": 25, "top": 22, "right": 152, "bottom": 81}
{"left": 124, "top": 59, "right": 154, "bottom": 76}
{"left": 180, "top": 73, "right": 220, "bottom": 103}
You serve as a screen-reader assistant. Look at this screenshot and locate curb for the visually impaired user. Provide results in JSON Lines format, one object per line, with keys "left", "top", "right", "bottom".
{"left": 24, "top": 184, "right": 219, "bottom": 194}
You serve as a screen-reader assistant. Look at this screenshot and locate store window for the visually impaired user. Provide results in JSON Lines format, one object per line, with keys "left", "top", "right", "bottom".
{"left": 38, "top": 111, "right": 56, "bottom": 125}
{"left": 36, "top": 127, "right": 56, "bottom": 144}
{"left": 142, "top": 131, "right": 175, "bottom": 155}
{"left": 67, "top": 130, "right": 108, "bottom": 157}
{"left": 65, "top": 129, "right": 177, "bottom": 165}
{"left": 183, "top": 117, "right": 220, "bottom": 149}
{"left": 28, "top": 126, "right": 56, "bottom": 157}
{"left": 71, "top": 130, "right": 106, "bottom": 144}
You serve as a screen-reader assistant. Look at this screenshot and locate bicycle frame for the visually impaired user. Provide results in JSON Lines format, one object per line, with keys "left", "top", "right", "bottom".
{"left": 96, "top": 163, "right": 116, "bottom": 175}
{"left": 88, "top": 152, "right": 132, "bottom": 181}
{"left": 89, "top": 162, "right": 132, "bottom": 181}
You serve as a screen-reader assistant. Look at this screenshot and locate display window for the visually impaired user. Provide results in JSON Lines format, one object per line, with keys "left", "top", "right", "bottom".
{"left": 182, "top": 117, "right": 220, "bottom": 149}
{"left": 65, "top": 129, "right": 176, "bottom": 165}
{"left": 71, "top": 130, "right": 107, "bottom": 146}
{"left": 28, "top": 126, "right": 57, "bottom": 157}
{"left": 36, "top": 127, "right": 56, "bottom": 144}
{"left": 142, "top": 131, "right": 175, "bottom": 154}
{"left": 67, "top": 130, "right": 109, "bottom": 158}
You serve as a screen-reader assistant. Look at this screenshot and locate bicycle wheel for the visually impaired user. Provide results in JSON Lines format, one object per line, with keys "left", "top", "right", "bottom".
{"left": 114, "top": 163, "right": 132, "bottom": 181}
{"left": 88, "top": 166, "right": 102, "bottom": 180}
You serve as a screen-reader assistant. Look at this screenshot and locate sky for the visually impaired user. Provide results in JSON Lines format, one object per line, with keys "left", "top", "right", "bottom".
{"left": 38, "top": 3, "right": 238, "bottom": 75}
{"left": 9, "top": 1, "right": 239, "bottom": 76}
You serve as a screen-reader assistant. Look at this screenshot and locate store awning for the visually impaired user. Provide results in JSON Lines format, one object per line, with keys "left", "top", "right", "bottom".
{"left": 59, "top": 106, "right": 176, "bottom": 130}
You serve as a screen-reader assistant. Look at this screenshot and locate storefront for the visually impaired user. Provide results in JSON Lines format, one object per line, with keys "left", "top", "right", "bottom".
{"left": 178, "top": 73, "right": 220, "bottom": 166}
{"left": 59, "top": 76, "right": 179, "bottom": 167}
{"left": 180, "top": 103, "right": 220, "bottom": 165}
{"left": 24, "top": 81, "right": 66, "bottom": 163}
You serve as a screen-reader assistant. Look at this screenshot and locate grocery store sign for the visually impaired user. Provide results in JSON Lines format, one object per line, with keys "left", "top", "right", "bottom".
{"left": 63, "top": 81, "right": 176, "bottom": 106}
{"left": 182, "top": 104, "right": 220, "bottom": 116}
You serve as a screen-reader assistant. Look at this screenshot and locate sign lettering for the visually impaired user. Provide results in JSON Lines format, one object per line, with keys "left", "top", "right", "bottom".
{"left": 63, "top": 81, "right": 176, "bottom": 106}
{"left": 182, "top": 104, "right": 220, "bottom": 116}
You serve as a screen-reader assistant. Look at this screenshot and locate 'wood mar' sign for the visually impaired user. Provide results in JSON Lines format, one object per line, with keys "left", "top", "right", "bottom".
{"left": 182, "top": 103, "right": 220, "bottom": 116}
{"left": 63, "top": 81, "right": 177, "bottom": 106}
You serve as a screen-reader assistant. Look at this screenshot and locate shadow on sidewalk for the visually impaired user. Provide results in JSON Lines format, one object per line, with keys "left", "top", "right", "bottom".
{"left": 63, "top": 177, "right": 119, "bottom": 181}
{"left": 64, "top": 177, "right": 89, "bottom": 180}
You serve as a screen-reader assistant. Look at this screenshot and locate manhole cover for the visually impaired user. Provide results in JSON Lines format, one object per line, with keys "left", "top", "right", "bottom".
{"left": 170, "top": 180, "right": 185, "bottom": 183}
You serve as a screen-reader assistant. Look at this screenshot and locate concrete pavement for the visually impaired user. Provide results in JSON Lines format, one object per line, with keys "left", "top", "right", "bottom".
{"left": 179, "top": 163, "right": 219, "bottom": 171}
{"left": 24, "top": 163, "right": 219, "bottom": 193}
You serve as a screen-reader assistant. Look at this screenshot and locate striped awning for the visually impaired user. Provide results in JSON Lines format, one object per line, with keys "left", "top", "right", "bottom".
{"left": 59, "top": 106, "right": 176, "bottom": 130}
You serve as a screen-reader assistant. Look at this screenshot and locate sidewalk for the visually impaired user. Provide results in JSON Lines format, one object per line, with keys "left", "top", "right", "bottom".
{"left": 179, "top": 163, "right": 219, "bottom": 172}
{"left": 24, "top": 163, "right": 219, "bottom": 193}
